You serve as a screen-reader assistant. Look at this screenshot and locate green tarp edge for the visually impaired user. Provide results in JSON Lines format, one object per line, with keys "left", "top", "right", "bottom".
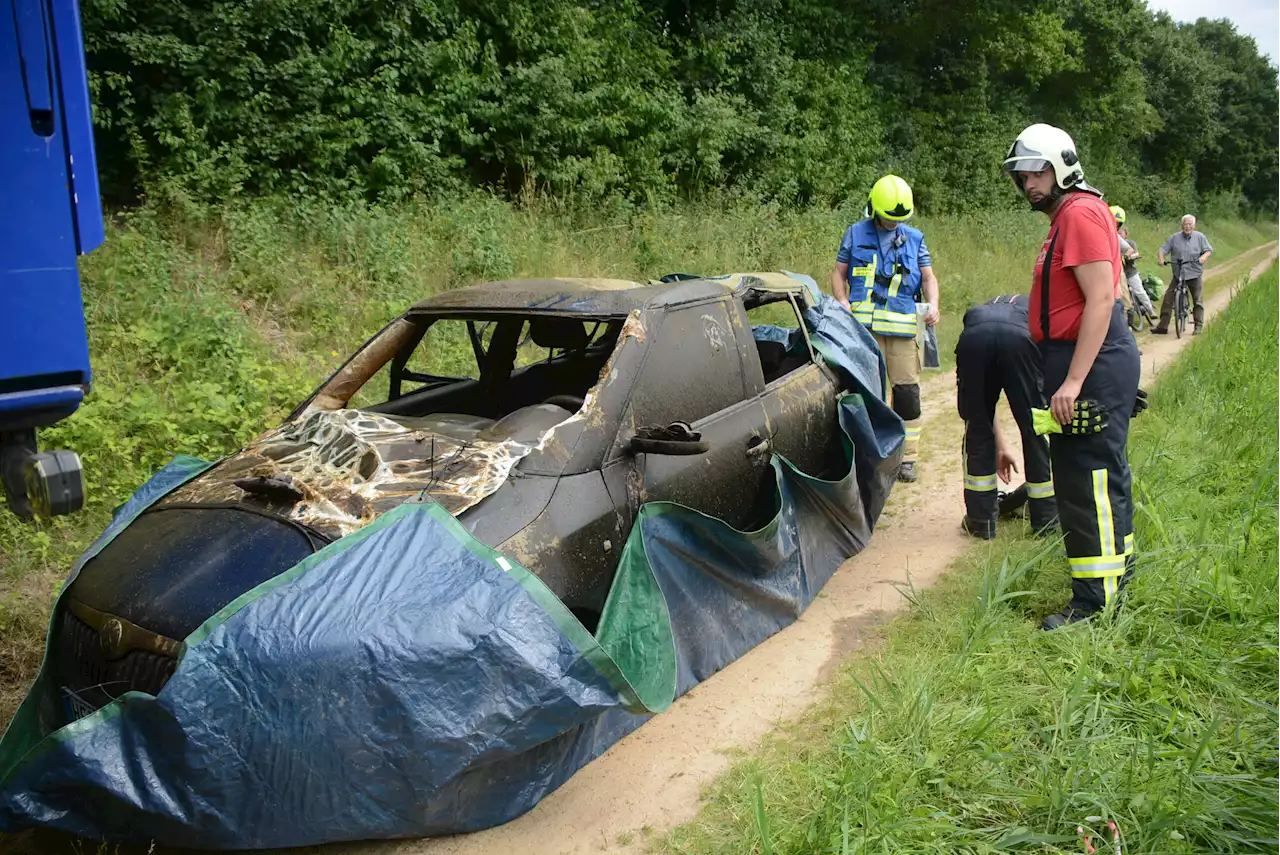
{"left": 188, "top": 498, "right": 667, "bottom": 714}
{"left": 595, "top": 391, "right": 871, "bottom": 711}
{"left": 595, "top": 512, "right": 678, "bottom": 713}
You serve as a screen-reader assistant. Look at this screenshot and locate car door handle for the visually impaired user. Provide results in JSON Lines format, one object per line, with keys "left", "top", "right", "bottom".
{"left": 746, "top": 436, "right": 771, "bottom": 457}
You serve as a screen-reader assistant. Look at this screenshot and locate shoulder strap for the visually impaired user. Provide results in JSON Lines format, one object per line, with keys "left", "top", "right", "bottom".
{"left": 1038, "top": 233, "right": 1058, "bottom": 341}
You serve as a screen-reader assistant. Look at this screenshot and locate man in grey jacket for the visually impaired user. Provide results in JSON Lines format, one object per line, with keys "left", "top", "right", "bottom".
{"left": 1153, "top": 214, "right": 1213, "bottom": 335}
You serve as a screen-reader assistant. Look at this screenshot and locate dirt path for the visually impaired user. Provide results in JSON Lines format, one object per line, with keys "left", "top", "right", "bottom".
{"left": 10, "top": 245, "right": 1276, "bottom": 855}
{"left": 1133, "top": 244, "right": 1276, "bottom": 383}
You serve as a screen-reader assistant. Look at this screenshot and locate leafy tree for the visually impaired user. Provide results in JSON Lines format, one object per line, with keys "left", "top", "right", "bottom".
{"left": 78, "top": 0, "right": 1279, "bottom": 215}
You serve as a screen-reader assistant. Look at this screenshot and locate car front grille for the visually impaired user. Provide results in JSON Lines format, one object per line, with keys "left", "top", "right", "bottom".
{"left": 55, "top": 610, "right": 178, "bottom": 721}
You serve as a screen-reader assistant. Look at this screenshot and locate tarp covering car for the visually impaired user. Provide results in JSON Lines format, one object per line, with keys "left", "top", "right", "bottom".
{"left": 0, "top": 293, "right": 904, "bottom": 849}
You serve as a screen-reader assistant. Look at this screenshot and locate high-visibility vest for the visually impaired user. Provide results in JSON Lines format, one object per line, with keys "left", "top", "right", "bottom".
{"left": 845, "top": 219, "right": 925, "bottom": 338}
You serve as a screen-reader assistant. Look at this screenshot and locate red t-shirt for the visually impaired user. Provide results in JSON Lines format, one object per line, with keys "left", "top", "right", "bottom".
{"left": 1029, "top": 192, "right": 1121, "bottom": 342}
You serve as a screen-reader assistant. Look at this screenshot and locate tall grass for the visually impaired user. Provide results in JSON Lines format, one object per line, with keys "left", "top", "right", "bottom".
{"left": 662, "top": 264, "right": 1280, "bottom": 854}
{"left": 0, "top": 193, "right": 1273, "bottom": 728}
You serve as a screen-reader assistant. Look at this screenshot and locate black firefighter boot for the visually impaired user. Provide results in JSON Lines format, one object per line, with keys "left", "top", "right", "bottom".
{"left": 1041, "top": 564, "right": 1130, "bottom": 630}
{"left": 960, "top": 515, "right": 996, "bottom": 540}
{"left": 1040, "top": 607, "right": 1096, "bottom": 630}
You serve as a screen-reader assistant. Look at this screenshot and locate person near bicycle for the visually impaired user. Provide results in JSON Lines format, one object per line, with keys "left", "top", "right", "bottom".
{"left": 955, "top": 294, "right": 1058, "bottom": 540}
{"left": 1002, "top": 123, "right": 1140, "bottom": 630}
{"left": 1154, "top": 214, "right": 1213, "bottom": 335}
{"left": 1110, "top": 206, "right": 1156, "bottom": 321}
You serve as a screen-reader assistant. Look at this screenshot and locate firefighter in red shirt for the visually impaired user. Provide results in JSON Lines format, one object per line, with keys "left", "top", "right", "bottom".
{"left": 1002, "top": 124, "right": 1141, "bottom": 630}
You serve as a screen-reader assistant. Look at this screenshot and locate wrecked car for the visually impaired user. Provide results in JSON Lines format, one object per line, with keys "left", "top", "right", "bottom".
{"left": 56, "top": 273, "right": 869, "bottom": 707}
{"left": 0, "top": 272, "right": 903, "bottom": 849}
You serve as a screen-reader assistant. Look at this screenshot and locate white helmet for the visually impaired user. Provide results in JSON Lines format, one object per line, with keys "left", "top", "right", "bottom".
{"left": 1003, "top": 124, "right": 1100, "bottom": 199}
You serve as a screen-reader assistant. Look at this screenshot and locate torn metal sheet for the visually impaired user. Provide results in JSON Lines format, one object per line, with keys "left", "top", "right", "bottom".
{"left": 158, "top": 409, "right": 552, "bottom": 539}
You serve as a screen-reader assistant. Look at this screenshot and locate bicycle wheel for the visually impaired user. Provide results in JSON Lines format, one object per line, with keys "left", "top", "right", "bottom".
{"left": 1174, "top": 287, "right": 1187, "bottom": 338}
{"left": 1128, "top": 307, "right": 1147, "bottom": 333}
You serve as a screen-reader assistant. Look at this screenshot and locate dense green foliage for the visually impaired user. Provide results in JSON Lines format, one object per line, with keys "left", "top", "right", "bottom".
{"left": 663, "top": 263, "right": 1280, "bottom": 854}
{"left": 84, "top": 0, "right": 1278, "bottom": 214}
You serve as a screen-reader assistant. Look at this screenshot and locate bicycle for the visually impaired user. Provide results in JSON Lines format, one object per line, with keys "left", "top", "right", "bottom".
{"left": 1163, "top": 259, "right": 1191, "bottom": 338}
{"left": 1124, "top": 286, "right": 1148, "bottom": 333}
{"left": 1124, "top": 273, "right": 1155, "bottom": 333}
{"left": 1121, "top": 246, "right": 1155, "bottom": 333}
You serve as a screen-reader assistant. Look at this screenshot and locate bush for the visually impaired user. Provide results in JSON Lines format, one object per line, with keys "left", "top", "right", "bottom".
{"left": 81, "top": 0, "right": 1278, "bottom": 213}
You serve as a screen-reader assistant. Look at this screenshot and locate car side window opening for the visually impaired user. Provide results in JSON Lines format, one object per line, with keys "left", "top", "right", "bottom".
{"left": 345, "top": 318, "right": 483, "bottom": 411}
{"left": 629, "top": 301, "right": 748, "bottom": 429}
{"left": 743, "top": 292, "right": 815, "bottom": 385}
{"left": 391, "top": 319, "right": 492, "bottom": 395}
{"left": 321, "top": 314, "right": 624, "bottom": 426}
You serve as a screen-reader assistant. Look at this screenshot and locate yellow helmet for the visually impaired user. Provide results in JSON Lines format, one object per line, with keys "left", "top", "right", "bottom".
{"left": 866, "top": 174, "right": 914, "bottom": 222}
{"left": 1109, "top": 205, "right": 1126, "bottom": 227}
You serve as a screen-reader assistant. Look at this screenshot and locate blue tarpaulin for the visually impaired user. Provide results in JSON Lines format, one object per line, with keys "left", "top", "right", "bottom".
{"left": 0, "top": 294, "right": 904, "bottom": 849}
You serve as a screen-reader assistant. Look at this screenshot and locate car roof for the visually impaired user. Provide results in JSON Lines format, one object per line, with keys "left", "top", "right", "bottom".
{"left": 409, "top": 273, "right": 815, "bottom": 316}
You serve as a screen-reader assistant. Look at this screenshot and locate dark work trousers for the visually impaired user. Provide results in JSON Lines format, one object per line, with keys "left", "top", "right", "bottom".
{"left": 955, "top": 301, "right": 1057, "bottom": 537}
{"left": 1157, "top": 275, "right": 1204, "bottom": 329}
{"left": 1039, "top": 302, "right": 1141, "bottom": 613}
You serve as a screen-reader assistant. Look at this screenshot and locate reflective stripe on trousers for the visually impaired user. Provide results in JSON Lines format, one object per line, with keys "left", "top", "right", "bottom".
{"left": 1068, "top": 467, "right": 1125, "bottom": 604}
{"left": 1026, "top": 479, "right": 1054, "bottom": 499}
{"left": 903, "top": 423, "right": 921, "bottom": 463}
{"left": 1041, "top": 302, "right": 1141, "bottom": 613}
{"left": 964, "top": 472, "right": 997, "bottom": 491}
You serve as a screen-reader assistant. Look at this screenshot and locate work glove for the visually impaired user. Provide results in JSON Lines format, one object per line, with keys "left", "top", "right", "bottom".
{"left": 1032, "top": 400, "right": 1110, "bottom": 436}
{"left": 1132, "top": 388, "right": 1148, "bottom": 418}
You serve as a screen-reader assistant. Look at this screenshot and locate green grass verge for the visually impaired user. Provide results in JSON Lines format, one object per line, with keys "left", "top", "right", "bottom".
{"left": 0, "top": 195, "right": 1273, "bottom": 729}
{"left": 660, "top": 264, "right": 1279, "bottom": 854}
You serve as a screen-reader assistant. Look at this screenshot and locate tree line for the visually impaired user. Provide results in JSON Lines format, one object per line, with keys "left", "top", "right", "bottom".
{"left": 83, "top": 0, "right": 1279, "bottom": 215}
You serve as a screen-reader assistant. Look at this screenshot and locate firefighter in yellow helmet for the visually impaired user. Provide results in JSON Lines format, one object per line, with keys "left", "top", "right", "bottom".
{"left": 831, "top": 175, "right": 940, "bottom": 482}
{"left": 1110, "top": 205, "right": 1157, "bottom": 323}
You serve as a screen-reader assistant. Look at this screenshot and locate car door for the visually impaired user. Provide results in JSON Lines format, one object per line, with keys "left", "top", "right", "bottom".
{"left": 738, "top": 293, "right": 844, "bottom": 481}
{"left": 624, "top": 299, "right": 773, "bottom": 530}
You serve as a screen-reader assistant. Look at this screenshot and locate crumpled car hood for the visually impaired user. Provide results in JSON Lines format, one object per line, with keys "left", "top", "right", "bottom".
{"left": 157, "top": 409, "right": 543, "bottom": 539}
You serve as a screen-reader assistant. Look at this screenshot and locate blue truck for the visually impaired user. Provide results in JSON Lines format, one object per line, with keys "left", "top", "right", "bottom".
{"left": 1, "top": 0, "right": 101, "bottom": 517}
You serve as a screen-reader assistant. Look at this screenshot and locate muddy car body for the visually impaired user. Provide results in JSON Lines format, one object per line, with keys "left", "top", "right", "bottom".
{"left": 55, "top": 272, "right": 853, "bottom": 719}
